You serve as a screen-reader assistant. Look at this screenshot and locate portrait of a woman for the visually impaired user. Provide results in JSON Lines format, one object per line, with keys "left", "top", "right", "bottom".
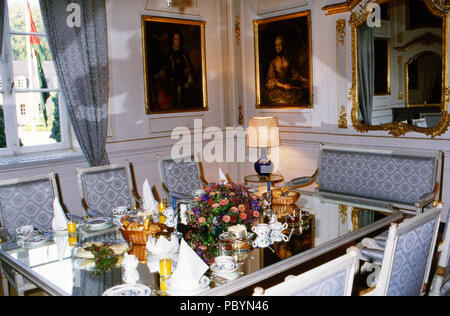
{"left": 254, "top": 11, "right": 313, "bottom": 108}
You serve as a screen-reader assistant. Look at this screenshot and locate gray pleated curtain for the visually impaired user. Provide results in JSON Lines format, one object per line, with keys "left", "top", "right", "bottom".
{"left": 357, "top": 23, "right": 374, "bottom": 126}
{"left": 0, "top": 0, "right": 5, "bottom": 58}
{"left": 39, "top": 0, "right": 110, "bottom": 167}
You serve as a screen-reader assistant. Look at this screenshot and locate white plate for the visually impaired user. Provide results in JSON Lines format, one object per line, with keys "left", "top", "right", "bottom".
{"left": 74, "top": 240, "right": 130, "bottom": 259}
{"left": 166, "top": 276, "right": 210, "bottom": 296}
{"left": 83, "top": 217, "right": 113, "bottom": 231}
{"left": 20, "top": 234, "right": 52, "bottom": 248}
{"left": 210, "top": 263, "right": 238, "bottom": 274}
{"left": 102, "top": 284, "right": 153, "bottom": 296}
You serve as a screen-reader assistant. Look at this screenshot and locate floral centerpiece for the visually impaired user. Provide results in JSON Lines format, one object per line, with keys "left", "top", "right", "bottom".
{"left": 185, "top": 183, "right": 262, "bottom": 264}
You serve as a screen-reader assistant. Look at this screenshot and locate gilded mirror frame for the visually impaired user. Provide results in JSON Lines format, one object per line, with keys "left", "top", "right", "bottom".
{"left": 349, "top": 0, "right": 450, "bottom": 137}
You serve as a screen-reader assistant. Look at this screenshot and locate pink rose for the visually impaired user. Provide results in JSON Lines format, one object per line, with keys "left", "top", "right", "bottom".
{"left": 198, "top": 217, "right": 206, "bottom": 224}
{"left": 212, "top": 203, "right": 220, "bottom": 209}
{"left": 238, "top": 204, "right": 246, "bottom": 212}
{"left": 230, "top": 207, "right": 239, "bottom": 213}
{"left": 253, "top": 211, "right": 260, "bottom": 218}
{"left": 222, "top": 215, "right": 231, "bottom": 223}
{"left": 200, "top": 246, "right": 207, "bottom": 251}
{"left": 240, "top": 213, "right": 248, "bottom": 221}
{"left": 219, "top": 199, "right": 229, "bottom": 206}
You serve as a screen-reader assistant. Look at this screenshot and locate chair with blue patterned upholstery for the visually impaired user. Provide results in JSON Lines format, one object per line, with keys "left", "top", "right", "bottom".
{"left": 157, "top": 153, "right": 208, "bottom": 204}
{"left": 0, "top": 172, "right": 61, "bottom": 296}
{"left": 359, "top": 208, "right": 441, "bottom": 296}
{"left": 253, "top": 247, "right": 359, "bottom": 296}
{"left": 76, "top": 163, "right": 137, "bottom": 218}
{"left": 429, "top": 208, "right": 450, "bottom": 296}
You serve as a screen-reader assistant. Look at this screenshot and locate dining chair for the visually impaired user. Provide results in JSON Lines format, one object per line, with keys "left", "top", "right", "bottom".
{"left": 157, "top": 152, "right": 207, "bottom": 204}
{"left": 76, "top": 163, "right": 137, "bottom": 218}
{"left": 253, "top": 247, "right": 359, "bottom": 296}
{"left": 429, "top": 208, "right": 450, "bottom": 296}
{"left": 358, "top": 208, "right": 441, "bottom": 296}
{"left": 0, "top": 172, "right": 60, "bottom": 296}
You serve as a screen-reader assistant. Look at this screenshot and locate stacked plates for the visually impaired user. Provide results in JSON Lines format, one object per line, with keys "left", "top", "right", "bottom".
{"left": 83, "top": 217, "right": 113, "bottom": 231}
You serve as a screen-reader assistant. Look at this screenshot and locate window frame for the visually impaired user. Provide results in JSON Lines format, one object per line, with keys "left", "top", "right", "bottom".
{"left": 0, "top": 1, "right": 71, "bottom": 157}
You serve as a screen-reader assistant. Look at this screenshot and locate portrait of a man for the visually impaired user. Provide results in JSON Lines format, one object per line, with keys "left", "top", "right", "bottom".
{"left": 254, "top": 11, "right": 313, "bottom": 108}
{"left": 142, "top": 16, "right": 207, "bottom": 114}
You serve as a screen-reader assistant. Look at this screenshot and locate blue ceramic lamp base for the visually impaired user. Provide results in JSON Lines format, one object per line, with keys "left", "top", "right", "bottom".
{"left": 254, "top": 148, "right": 273, "bottom": 178}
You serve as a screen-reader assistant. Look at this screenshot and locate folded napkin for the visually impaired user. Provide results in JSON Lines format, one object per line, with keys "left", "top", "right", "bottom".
{"left": 169, "top": 238, "right": 209, "bottom": 291}
{"left": 54, "top": 235, "right": 68, "bottom": 261}
{"left": 52, "top": 198, "right": 69, "bottom": 231}
{"left": 146, "top": 235, "right": 179, "bottom": 255}
{"left": 143, "top": 180, "right": 158, "bottom": 213}
{"left": 218, "top": 168, "right": 228, "bottom": 184}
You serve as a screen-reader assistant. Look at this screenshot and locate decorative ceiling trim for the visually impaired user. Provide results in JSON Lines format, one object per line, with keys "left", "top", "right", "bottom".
{"left": 321, "top": 0, "right": 361, "bottom": 16}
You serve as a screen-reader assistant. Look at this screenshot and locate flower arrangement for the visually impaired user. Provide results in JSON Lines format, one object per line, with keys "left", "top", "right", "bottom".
{"left": 185, "top": 183, "right": 262, "bottom": 264}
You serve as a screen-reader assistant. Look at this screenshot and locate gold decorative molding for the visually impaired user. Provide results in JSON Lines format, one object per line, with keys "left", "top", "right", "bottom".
{"left": 322, "top": 0, "right": 362, "bottom": 16}
{"left": 238, "top": 104, "right": 244, "bottom": 125}
{"left": 339, "top": 204, "right": 349, "bottom": 225}
{"left": 338, "top": 105, "right": 348, "bottom": 129}
{"left": 336, "top": 19, "right": 347, "bottom": 45}
{"left": 351, "top": 207, "right": 362, "bottom": 231}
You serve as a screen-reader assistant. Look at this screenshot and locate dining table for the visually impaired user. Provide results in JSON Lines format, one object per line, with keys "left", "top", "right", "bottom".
{"left": 0, "top": 210, "right": 316, "bottom": 296}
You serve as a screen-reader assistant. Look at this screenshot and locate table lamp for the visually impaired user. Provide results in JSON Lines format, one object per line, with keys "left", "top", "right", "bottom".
{"left": 247, "top": 117, "right": 280, "bottom": 178}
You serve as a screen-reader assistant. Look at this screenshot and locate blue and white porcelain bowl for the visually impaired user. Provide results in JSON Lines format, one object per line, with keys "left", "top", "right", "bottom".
{"left": 102, "top": 284, "right": 153, "bottom": 296}
{"left": 16, "top": 225, "right": 35, "bottom": 237}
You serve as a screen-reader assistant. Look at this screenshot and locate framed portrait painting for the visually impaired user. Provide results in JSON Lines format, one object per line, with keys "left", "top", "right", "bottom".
{"left": 254, "top": 11, "right": 313, "bottom": 109}
{"left": 142, "top": 16, "right": 208, "bottom": 114}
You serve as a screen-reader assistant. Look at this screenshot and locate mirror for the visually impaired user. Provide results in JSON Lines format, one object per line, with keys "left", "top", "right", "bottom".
{"left": 350, "top": 0, "right": 449, "bottom": 137}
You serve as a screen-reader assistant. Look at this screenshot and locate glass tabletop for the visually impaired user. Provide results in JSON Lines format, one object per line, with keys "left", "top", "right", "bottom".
{"left": 0, "top": 199, "right": 402, "bottom": 296}
{"left": 0, "top": 212, "right": 314, "bottom": 296}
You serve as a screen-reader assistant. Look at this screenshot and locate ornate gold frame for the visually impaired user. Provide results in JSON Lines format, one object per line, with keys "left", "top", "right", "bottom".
{"left": 349, "top": 0, "right": 450, "bottom": 137}
{"left": 141, "top": 16, "right": 208, "bottom": 115}
{"left": 253, "top": 11, "right": 313, "bottom": 109}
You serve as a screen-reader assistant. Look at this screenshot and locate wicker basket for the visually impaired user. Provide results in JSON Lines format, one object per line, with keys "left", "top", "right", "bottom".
{"left": 120, "top": 229, "right": 152, "bottom": 246}
{"left": 264, "top": 192, "right": 300, "bottom": 205}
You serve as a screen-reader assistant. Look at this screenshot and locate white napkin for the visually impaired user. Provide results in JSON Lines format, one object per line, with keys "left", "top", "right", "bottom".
{"left": 143, "top": 179, "right": 158, "bottom": 213}
{"left": 54, "top": 235, "right": 68, "bottom": 261}
{"left": 52, "top": 198, "right": 69, "bottom": 231}
{"left": 169, "top": 239, "right": 209, "bottom": 291}
{"left": 146, "top": 235, "right": 179, "bottom": 255}
{"left": 218, "top": 168, "right": 228, "bottom": 184}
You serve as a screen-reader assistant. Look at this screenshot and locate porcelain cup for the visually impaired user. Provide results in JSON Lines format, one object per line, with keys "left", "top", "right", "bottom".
{"left": 214, "top": 256, "right": 236, "bottom": 271}
{"left": 252, "top": 224, "right": 270, "bottom": 238}
{"left": 252, "top": 236, "right": 271, "bottom": 248}
{"left": 270, "top": 231, "right": 289, "bottom": 243}
{"left": 112, "top": 206, "right": 128, "bottom": 216}
{"left": 269, "top": 222, "right": 288, "bottom": 232}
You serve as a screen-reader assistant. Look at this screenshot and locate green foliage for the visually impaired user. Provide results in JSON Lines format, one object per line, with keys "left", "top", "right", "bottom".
{"left": 9, "top": 3, "right": 51, "bottom": 61}
{"left": 50, "top": 93, "right": 61, "bottom": 142}
{"left": 0, "top": 107, "right": 6, "bottom": 148}
{"left": 86, "top": 244, "right": 119, "bottom": 276}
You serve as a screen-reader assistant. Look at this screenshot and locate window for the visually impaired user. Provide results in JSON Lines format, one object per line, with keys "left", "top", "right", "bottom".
{"left": 0, "top": 0, "right": 70, "bottom": 156}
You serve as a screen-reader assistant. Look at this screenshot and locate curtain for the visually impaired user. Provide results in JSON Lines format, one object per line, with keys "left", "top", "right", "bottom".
{"left": 357, "top": 23, "right": 375, "bottom": 126}
{"left": 417, "top": 53, "right": 441, "bottom": 104}
{"left": 39, "top": 0, "right": 110, "bottom": 167}
{"left": 0, "top": 0, "right": 5, "bottom": 58}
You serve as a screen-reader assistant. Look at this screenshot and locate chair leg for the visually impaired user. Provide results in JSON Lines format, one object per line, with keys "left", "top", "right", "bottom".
{"left": 2, "top": 277, "right": 9, "bottom": 296}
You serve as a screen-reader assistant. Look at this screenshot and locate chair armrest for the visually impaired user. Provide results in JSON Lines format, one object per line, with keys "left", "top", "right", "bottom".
{"left": 286, "top": 169, "right": 319, "bottom": 189}
{"left": 415, "top": 183, "right": 439, "bottom": 209}
{"left": 86, "top": 209, "right": 104, "bottom": 218}
{"left": 358, "top": 248, "right": 384, "bottom": 265}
